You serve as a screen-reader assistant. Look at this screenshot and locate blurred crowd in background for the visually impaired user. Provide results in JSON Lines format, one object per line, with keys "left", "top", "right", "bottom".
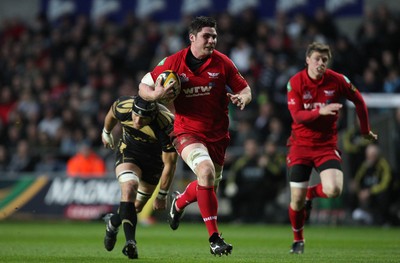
{"left": 0, "top": 3, "right": 400, "bottom": 225}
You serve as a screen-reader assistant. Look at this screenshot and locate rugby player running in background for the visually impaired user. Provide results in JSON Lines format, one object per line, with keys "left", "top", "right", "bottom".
{"left": 286, "top": 42, "right": 377, "bottom": 254}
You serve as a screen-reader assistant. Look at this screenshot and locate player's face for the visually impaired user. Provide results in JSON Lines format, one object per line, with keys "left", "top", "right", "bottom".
{"left": 190, "top": 27, "right": 217, "bottom": 59}
{"left": 306, "top": 51, "right": 330, "bottom": 80}
{"left": 132, "top": 113, "right": 152, "bottom": 129}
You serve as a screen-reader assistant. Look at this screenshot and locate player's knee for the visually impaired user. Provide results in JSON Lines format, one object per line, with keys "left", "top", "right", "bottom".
{"left": 196, "top": 164, "right": 215, "bottom": 186}
{"left": 121, "top": 185, "right": 138, "bottom": 201}
{"left": 118, "top": 170, "right": 139, "bottom": 200}
{"left": 290, "top": 186, "right": 307, "bottom": 210}
{"left": 186, "top": 148, "right": 212, "bottom": 173}
{"left": 291, "top": 195, "right": 306, "bottom": 210}
{"left": 324, "top": 185, "right": 342, "bottom": 198}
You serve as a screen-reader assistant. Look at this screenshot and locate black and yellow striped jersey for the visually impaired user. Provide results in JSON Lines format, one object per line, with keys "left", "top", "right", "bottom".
{"left": 112, "top": 96, "right": 175, "bottom": 156}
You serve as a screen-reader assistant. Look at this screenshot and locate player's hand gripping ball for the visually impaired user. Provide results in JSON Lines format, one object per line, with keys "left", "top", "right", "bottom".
{"left": 156, "top": 70, "right": 181, "bottom": 104}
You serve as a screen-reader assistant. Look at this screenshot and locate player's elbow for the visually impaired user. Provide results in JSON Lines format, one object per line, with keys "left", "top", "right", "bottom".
{"left": 138, "top": 83, "right": 151, "bottom": 100}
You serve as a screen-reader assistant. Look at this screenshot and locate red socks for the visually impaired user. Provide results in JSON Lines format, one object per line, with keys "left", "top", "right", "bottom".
{"left": 289, "top": 205, "right": 305, "bottom": 242}
{"left": 176, "top": 180, "right": 198, "bottom": 210}
{"left": 306, "top": 183, "right": 328, "bottom": 200}
{"left": 289, "top": 183, "right": 327, "bottom": 242}
{"left": 175, "top": 180, "right": 219, "bottom": 237}
{"left": 197, "top": 185, "right": 218, "bottom": 236}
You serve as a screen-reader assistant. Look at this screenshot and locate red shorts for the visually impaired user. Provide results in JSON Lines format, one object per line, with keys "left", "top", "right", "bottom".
{"left": 287, "top": 145, "right": 342, "bottom": 168}
{"left": 172, "top": 133, "right": 230, "bottom": 166}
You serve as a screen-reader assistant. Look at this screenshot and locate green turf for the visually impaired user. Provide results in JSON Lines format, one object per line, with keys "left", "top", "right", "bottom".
{"left": 0, "top": 220, "right": 399, "bottom": 262}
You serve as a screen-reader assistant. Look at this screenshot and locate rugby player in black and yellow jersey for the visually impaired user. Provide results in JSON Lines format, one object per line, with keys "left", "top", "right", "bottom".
{"left": 101, "top": 95, "right": 177, "bottom": 259}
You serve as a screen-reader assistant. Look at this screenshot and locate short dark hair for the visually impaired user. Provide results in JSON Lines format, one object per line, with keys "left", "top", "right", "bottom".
{"left": 306, "top": 42, "right": 332, "bottom": 60}
{"left": 132, "top": 95, "right": 158, "bottom": 117}
{"left": 188, "top": 16, "right": 217, "bottom": 36}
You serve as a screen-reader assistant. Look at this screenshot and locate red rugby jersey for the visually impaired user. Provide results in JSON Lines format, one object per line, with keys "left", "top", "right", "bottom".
{"left": 287, "top": 68, "right": 370, "bottom": 147}
{"left": 150, "top": 47, "right": 249, "bottom": 142}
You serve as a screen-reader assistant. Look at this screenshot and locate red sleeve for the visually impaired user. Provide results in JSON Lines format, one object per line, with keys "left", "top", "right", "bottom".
{"left": 287, "top": 78, "right": 320, "bottom": 124}
{"left": 291, "top": 108, "right": 320, "bottom": 124}
{"left": 151, "top": 57, "right": 173, "bottom": 81}
{"left": 226, "top": 59, "right": 249, "bottom": 93}
{"left": 345, "top": 84, "right": 370, "bottom": 134}
{"left": 151, "top": 49, "right": 185, "bottom": 81}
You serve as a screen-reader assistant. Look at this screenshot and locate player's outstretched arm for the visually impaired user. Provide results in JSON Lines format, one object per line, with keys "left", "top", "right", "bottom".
{"left": 102, "top": 107, "right": 118, "bottom": 149}
{"left": 153, "top": 151, "right": 178, "bottom": 211}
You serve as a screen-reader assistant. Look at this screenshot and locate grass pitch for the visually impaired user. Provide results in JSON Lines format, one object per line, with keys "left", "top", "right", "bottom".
{"left": 0, "top": 220, "right": 399, "bottom": 262}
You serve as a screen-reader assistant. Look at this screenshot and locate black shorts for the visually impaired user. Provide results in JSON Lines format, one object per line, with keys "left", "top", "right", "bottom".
{"left": 288, "top": 159, "right": 342, "bottom": 182}
{"left": 115, "top": 142, "right": 164, "bottom": 185}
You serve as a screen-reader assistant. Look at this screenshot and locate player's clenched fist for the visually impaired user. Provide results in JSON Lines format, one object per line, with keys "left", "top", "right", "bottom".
{"left": 102, "top": 128, "right": 115, "bottom": 149}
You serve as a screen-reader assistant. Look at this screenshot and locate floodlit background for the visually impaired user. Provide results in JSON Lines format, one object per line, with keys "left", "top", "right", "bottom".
{"left": 0, "top": 0, "right": 399, "bottom": 227}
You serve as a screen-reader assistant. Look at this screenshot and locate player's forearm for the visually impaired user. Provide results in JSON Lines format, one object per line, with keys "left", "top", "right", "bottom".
{"left": 238, "top": 86, "right": 252, "bottom": 105}
{"left": 354, "top": 103, "right": 370, "bottom": 134}
{"left": 103, "top": 108, "right": 118, "bottom": 132}
{"left": 156, "top": 164, "right": 176, "bottom": 201}
{"left": 159, "top": 152, "right": 178, "bottom": 192}
{"left": 290, "top": 109, "right": 320, "bottom": 124}
{"left": 159, "top": 165, "right": 176, "bottom": 191}
{"left": 139, "top": 82, "right": 157, "bottom": 101}
{"left": 349, "top": 91, "right": 370, "bottom": 134}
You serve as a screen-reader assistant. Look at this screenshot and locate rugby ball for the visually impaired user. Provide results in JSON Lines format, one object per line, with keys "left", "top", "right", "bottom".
{"left": 156, "top": 70, "right": 181, "bottom": 104}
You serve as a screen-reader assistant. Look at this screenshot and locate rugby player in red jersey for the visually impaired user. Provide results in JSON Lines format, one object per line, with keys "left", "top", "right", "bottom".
{"left": 286, "top": 42, "right": 377, "bottom": 254}
{"left": 139, "top": 16, "right": 252, "bottom": 256}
